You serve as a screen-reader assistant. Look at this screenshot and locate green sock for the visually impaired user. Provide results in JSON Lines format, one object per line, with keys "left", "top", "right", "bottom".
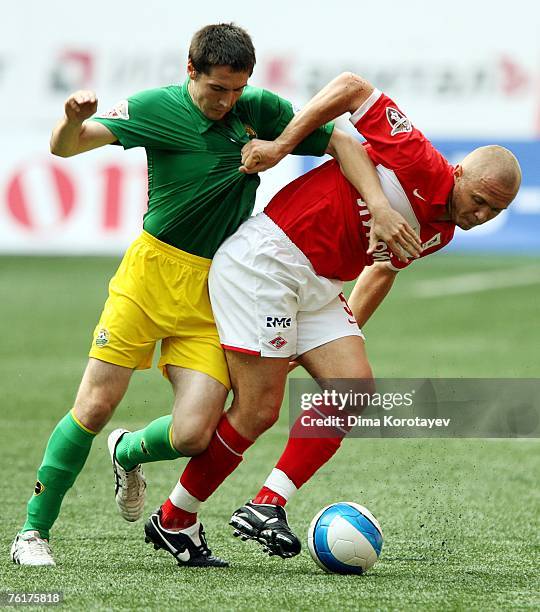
{"left": 22, "top": 411, "right": 96, "bottom": 540}
{"left": 115, "top": 415, "right": 181, "bottom": 471}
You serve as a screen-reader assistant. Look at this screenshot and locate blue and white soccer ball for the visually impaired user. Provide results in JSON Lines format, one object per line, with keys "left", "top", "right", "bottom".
{"left": 307, "top": 502, "right": 383, "bottom": 574}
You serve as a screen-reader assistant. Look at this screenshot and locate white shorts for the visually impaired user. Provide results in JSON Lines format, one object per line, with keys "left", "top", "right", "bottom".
{"left": 209, "top": 213, "right": 363, "bottom": 358}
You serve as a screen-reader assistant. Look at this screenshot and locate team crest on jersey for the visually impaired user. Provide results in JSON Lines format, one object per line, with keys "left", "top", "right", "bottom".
{"left": 98, "top": 100, "right": 129, "bottom": 120}
{"left": 95, "top": 328, "right": 110, "bottom": 347}
{"left": 34, "top": 481, "right": 45, "bottom": 496}
{"left": 244, "top": 124, "right": 257, "bottom": 138}
{"left": 386, "top": 107, "right": 412, "bottom": 136}
{"left": 269, "top": 335, "right": 288, "bottom": 349}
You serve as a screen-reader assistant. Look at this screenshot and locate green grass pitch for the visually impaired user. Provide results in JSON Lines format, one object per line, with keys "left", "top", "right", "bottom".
{"left": 1, "top": 254, "right": 539, "bottom": 610}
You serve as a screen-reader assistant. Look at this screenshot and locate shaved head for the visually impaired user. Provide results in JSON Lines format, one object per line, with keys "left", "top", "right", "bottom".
{"left": 449, "top": 145, "right": 521, "bottom": 230}
{"left": 461, "top": 145, "right": 522, "bottom": 199}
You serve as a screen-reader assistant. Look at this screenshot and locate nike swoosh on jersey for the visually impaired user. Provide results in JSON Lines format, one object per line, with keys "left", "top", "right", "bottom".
{"left": 413, "top": 188, "right": 426, "bottom": 201}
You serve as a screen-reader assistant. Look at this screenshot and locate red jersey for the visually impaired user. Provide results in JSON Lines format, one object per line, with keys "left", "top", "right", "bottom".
{"left": 265, "top": 89, "right": 456, "bottom": 281}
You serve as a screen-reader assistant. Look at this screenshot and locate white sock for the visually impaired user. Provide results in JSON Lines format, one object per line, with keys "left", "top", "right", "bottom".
{"left": 260, "top": 468, "right": 298, "bottom": 502}
{"left": 168, "top": 482, "right": 202, "bottom": 513}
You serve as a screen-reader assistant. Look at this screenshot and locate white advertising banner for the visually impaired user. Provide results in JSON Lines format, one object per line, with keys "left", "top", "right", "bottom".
{"left": 1, "top": 0, "right": 539, "bottom": 253}
{"left": 0, "top": 134, "right": 301, "bottom": 254}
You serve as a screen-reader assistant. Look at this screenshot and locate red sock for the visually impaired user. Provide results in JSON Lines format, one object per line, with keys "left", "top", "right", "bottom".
{"left": 160, "top": 415, "right": 252, "bottom": 530}
{"left": 253, "top": 486, "right": 288, "bottom": 507}
{"left": 160, "top": 498, "right": 197, "bottom": 530}
{"left": 268, "top": 404, "right": 349, "bottom": 495}
{"left": 252, "top": 434, "right": 344, "bottom": 507}
{"left": 275, "top": 436, "right": 343, "bottom": 490}
{"left": 252, "top": 404, "right": 349, "bottom": 507}
{"left": 181, "top": 413, "right": 252, "bottom": 499}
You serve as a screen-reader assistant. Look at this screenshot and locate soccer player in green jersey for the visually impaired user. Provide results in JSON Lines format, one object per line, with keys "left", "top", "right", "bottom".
{"left": 11, "top": 23, "right": 416, "bottom": 567}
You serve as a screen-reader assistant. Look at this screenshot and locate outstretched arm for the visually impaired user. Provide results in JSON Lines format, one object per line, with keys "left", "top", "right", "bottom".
{"left": 240, "top": 72, "right": 373, "bottom": 174}
{"left": 50, "top": 90, "right": 116, "bottom": 157}
{"left": 327, "top": 130, "right": 421, "bottom": 262}
{"left": 349, "top": 263, "right": 398, "bottom": 328}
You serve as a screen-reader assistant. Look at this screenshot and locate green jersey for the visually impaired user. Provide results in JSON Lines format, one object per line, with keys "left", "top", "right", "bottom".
{"left": 91, "top": 79, "right": 333, "bottom": 258}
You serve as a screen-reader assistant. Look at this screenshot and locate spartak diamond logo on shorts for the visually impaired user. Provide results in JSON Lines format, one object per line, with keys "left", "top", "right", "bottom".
{"left": 386, "top": 107, "right": 412, "bottom": 136}
{"left": 269, "top": 335, "right": 288, "bottom": 349}
{"left": 95, "top": 328, "right": 110, "bottom": 347}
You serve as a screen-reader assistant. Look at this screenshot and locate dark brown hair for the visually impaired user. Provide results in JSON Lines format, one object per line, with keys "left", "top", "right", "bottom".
{"left": 189, "top": 23, "right": 256, "bottom": 75}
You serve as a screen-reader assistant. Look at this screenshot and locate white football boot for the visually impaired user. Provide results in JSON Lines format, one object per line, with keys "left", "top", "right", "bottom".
{"left": 11, "top": 531, "right": 56, "bottom": 566}
{"left": 108, "top": 428, "right": 146, "bottom": 522}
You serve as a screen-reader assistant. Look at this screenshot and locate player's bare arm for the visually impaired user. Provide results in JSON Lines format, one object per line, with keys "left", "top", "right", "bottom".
{"left": 327, "top": 130, "right": 421, "bottom": 262}
{"left": 348, "top": 262, "right": 398, "bottom": 328}
{"left": 240, "top": 72, "right": 373, "bottom": 173}
{"left": 50, "top": 90, "right": 116, "bottom": 157}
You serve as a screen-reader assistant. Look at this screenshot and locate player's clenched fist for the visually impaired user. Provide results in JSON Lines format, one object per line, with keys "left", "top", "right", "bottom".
{"left": 64, "top": 90, "right": 98, "bottom": 123}
{"left": 239, "top": 139, "right": 287, "bottom": 174}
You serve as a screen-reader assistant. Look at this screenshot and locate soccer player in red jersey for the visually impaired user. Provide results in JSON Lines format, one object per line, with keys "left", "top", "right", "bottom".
{"left": 158, "top": 72, "right": 521, "bottom": 559}
{"left": 12, "top": 26, "right": 418, "bottom": 568}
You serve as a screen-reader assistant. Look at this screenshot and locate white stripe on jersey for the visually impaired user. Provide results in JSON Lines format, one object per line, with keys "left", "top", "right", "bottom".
{"left": 372, "top": 165, "right": 422, "bottom": 270}
{"left": 376, "top": 165, "right": 421, "bottom": 235}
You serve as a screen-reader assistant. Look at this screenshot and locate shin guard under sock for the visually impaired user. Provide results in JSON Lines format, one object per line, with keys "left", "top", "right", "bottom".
{"left": 22, "top": 411, "right": 96, "bottom": 539}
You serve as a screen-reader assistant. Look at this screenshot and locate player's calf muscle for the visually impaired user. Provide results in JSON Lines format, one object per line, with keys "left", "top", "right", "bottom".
{"left": 72, "top": 401, "right": 115, "bottom": 433}
{"left": 169, "top": 372, "right": 228, "bottom": 454}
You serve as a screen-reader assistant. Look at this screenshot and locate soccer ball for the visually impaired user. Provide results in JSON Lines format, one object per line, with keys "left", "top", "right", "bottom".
{"left": 307, "top": 502, "right": 383, "bottom": 574}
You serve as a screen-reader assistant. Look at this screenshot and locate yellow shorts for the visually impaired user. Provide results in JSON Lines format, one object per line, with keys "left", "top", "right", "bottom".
{"left": 89, "top": 231, "right": 230, "bottom": 389}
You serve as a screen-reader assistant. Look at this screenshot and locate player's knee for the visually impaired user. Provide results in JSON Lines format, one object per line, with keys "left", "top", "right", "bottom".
{"left": 171, "top": 427, "right": 211, "bottom": 456}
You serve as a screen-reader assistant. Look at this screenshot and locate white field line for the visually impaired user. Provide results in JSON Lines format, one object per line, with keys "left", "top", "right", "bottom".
{"left": 412, "top": 266, "right": 540, "bottom": 298}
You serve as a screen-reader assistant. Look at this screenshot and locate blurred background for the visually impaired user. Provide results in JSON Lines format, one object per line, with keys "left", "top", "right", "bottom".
{"left": 1, "top": 4, "right": 539, "bottom": 607}
{"left": 1, "top": 0, "right": 539, "bottom": 255}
